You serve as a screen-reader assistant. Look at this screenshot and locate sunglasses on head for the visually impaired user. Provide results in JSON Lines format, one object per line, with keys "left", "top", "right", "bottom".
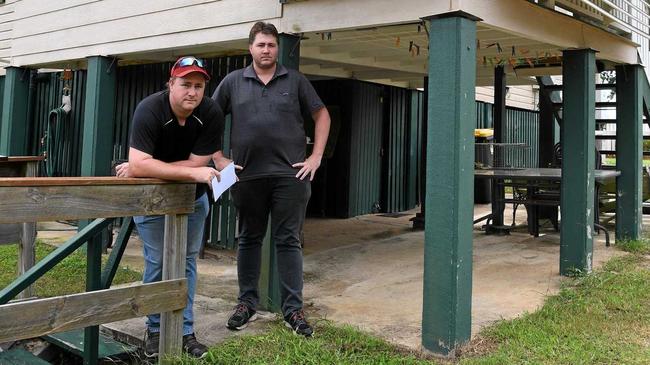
{"left": 174, "top": 56, "right": 205, "bottom": 69}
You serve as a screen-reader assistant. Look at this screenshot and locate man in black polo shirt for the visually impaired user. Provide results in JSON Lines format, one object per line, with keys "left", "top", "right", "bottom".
{"left": 212, "top": 22, "right": 330, "bottom": 337}
{"left": 116, "top": 56, "right": 224, "bottom": 358}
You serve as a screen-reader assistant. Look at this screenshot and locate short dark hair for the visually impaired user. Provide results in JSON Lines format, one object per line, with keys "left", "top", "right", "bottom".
{"left": 249, "top": 21, "right": 279, "bottom": 44}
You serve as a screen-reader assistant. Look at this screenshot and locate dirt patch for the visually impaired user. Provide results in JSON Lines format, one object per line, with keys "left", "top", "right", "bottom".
{"left": 455, "top": 335, "right": 500, "bottom": 360}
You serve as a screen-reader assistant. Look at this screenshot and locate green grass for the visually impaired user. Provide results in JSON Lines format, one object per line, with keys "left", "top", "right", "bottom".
{"left": 170, "top": 240, "right": 650, "bottom": 365}
{"left": 172, "top": 321, "right": 434, "bottom": 365}
{"left": 617, "top": 238, "right": 650, "bottom": 255}
{"left": 459, "top": 253, "right": 650, "bottom": 365}
{"left": 603, "top": 157, "right": 650, "bottom": 167}
{"left": 0, "top": 240, "right": 142, "bottom": 298}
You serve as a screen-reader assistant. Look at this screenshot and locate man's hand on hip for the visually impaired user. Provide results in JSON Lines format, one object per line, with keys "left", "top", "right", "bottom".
{"left": 292, "top": 154, "right": 322, "bottom": 181}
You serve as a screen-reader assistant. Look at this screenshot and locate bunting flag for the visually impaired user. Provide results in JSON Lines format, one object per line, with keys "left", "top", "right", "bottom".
{"left": 474, "top": 39, "right": 563, "bottom": 70}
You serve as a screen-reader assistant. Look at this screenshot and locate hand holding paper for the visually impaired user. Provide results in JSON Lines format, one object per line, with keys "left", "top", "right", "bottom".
{"left": 211, "top": 162, "right": 237, "bottom": 201}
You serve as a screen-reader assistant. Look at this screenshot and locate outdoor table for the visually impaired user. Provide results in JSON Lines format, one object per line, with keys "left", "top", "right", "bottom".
{"left": 474, "top": 168, "right": 620, "bottom": 239}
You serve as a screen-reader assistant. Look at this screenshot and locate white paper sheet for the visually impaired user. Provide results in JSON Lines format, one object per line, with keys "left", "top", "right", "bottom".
{"left": 211, "top": 162, "right": 237, "bottom": 201}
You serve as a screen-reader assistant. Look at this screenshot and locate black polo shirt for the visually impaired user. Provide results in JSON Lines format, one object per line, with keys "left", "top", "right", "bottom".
{"left": 212, "top": 64, "right": 325, "bottom": 181}
{"left": 130, "top": 90, "right": 224, "bottom": 197}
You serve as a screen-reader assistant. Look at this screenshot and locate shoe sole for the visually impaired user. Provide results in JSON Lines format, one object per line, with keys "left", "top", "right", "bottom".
{"left": 227, "top": 313, "right": 258, "bottom": 330}
{"left": 283, "top": 321, "right": 314, "bottom": 337}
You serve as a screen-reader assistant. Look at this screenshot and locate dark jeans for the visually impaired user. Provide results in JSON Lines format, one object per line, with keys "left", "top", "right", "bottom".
{"left": 231, "top": 177, "right": 311, "bottom": 316}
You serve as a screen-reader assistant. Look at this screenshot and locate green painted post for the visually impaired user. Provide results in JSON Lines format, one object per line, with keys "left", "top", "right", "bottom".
{"left": 538, "top": 83, "right": 557, "bottom": 168}
{"left": 490, "top": 66, "right": 506, "bottom": 227}
{"left": 560, "top": 49, "right": 596, "bottom": 275}
{"left": 615, "top": 64, "right": 643, "bottom": 240}
{"left": 79, "top": 56, "right": 116, "bottom": 245}
{"left": 79, "top": 56, "right": 116, "bottom": 364}
{"left": 0, "top": 67, "right": 30, "bottom": 155}
{"left": 81, "top": 56, "right": 116, "bottom": 177}
{"left": 84, "top": 234, "right": 102, "bottom": 365}
{"left": 258, "top": 220, "right": 280, "bottom": 311}
{"left": 421, "top": 12, "right": 478, "bottom": 356}
{"left": 257, "top": 33, "right": 301, "bottom": 312}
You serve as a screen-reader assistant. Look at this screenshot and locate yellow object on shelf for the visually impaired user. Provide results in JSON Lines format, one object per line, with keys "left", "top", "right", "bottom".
{"left": 474, "top": 128, "right": 494, "bottom": 138}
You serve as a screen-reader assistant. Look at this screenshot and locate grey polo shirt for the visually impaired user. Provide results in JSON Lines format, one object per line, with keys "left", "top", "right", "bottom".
{"left": 212, "top": 64, "right": 325, "bottom": 181}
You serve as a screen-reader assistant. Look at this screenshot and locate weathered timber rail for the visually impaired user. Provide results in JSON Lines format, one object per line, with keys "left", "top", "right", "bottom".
{"left": 0, "top": 177, "right": 196, "bottom": 365}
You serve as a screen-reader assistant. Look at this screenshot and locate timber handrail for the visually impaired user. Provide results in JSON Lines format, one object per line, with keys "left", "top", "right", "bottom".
{"left": 0, "top": 177, "right": 196, "bottom": 365}
{"left": 0, "top": 176, "right": 183, "bottom": 186}
{"left": 0, "top": 177, "right": 196, "bottom": 223}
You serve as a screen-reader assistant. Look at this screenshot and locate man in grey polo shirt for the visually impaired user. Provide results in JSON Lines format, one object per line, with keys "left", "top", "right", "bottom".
{"left": 212, "top": 21, "right": 330, "bottom": 337}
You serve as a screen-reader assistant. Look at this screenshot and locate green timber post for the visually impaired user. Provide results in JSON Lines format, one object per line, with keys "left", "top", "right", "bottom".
{"left": 84, "top": 234, "right": 102, "bottom": 365}
{"left": 538, "top": 83, "right": 556, "bottom": 167}
{"left": 81, "top": 56, "right": 116, "bottom": 177}
{"left": 615, "top": 64, "right": 643, "bottom": 240}
{"left": 421, "top": 12, "right": 478, "bottom": 355}
{"left": 0, "top": 67, "right": 30, "bottom": 155}
{"left": 258, "top": 33, "right": 301, "bottom": 312}
{"left": 560, "top": 49, "right": 596, "bottom": 275}
{"left": 490, "top": 65, "right": 506, "bottom": 226}
{"left": 80, "top": 56, "right": 116, "bottom": 365}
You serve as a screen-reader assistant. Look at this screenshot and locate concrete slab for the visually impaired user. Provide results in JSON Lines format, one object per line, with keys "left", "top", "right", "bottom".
{"left": 33, "top": 203, "right": 633, "bottom": 352}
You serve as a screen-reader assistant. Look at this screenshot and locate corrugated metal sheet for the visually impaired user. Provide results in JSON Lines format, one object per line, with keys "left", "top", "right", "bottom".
{"left": 0, "top": 76, "right": 4, "bottom": 146}
{"left": 503, "top": 107, "right": 540, "bottom": 168}
{"left": 310, "top": 79, "right": 387, "bottom": 218}
{"left": 348, "top": 81, "right": 384, "bottom": 217}
{"left": 382, "top": 87, "right": 411, "bottom": 213}
{"left": 408, "top": 90, "right": 424, "bottom": 209}
{"left": 476, "top": 101, "right": 493, "bottom": 129}
{"left": 29, "top": 71, "right": 87, "bottom": 177}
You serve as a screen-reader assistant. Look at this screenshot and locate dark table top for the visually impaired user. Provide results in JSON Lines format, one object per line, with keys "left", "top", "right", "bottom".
{"left": 474, "top": 168, "right": 620, "bottom": 182}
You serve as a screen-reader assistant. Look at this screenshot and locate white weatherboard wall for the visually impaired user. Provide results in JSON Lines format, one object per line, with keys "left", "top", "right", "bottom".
{"left": 476, "top": 86, "right": 539, "bottom": 110}
{"left": 8, "top": 0, "right": 281, "bottom": 67}
{"left": 0, "top": 0, "right": 15, "bottom": 69}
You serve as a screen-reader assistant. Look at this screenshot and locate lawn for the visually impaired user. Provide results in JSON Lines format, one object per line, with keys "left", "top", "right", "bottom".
{"left": 0, "top": 240, "right": 142, "bottom": 298}
{"left": 172, "top": 240, "right": 650, "bottom": 365}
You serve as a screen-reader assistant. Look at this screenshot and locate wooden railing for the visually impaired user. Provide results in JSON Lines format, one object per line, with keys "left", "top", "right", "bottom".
{"left": 0, "top": 156, "right": 42, "bottom": 298}
{"left": 0, "top": 177, "right": 196, "bottom": 365}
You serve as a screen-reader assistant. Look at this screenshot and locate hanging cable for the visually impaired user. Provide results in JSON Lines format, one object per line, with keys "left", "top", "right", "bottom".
{"left": 45, "top": 71, "right": 73, "bottom": 177}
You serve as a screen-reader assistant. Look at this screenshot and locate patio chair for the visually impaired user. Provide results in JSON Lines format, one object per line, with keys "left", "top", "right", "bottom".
{"left": 598, "top": 165, "right": 650, "bottom": 225}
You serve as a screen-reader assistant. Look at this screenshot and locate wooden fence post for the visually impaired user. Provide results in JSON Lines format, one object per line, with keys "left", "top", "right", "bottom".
{"left": 159, "top": 214, "right": 188, "bottom": 363}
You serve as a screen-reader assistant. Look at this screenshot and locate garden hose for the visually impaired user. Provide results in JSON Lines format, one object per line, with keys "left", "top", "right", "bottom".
{"left": 45, "top": 107, "right": 68, "bottom": 177}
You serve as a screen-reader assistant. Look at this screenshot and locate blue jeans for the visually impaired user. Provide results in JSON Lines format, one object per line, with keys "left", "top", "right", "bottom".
{"left": 134, "top": 193, "right": 209, "bottom": 336}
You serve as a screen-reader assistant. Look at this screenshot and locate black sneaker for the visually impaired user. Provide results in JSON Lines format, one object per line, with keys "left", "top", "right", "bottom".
{"left": 284, "top": 310, "right": 313, "bottom": 337}
{"left": 183, "top": 333, "right": 208, "bottom": 358}
{"left": 143, "top": 330, "right": 159, "bottom": 358}
{"left": 227, "top": 303, "right": 258, "bottom": 330}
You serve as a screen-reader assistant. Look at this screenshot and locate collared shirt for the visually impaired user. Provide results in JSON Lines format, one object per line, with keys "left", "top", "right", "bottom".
{"left": 130, "top": 90, "right": 224, "bottom": 197}
{"left": 212, "top": 64, "right": 325, "bottom": 181}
